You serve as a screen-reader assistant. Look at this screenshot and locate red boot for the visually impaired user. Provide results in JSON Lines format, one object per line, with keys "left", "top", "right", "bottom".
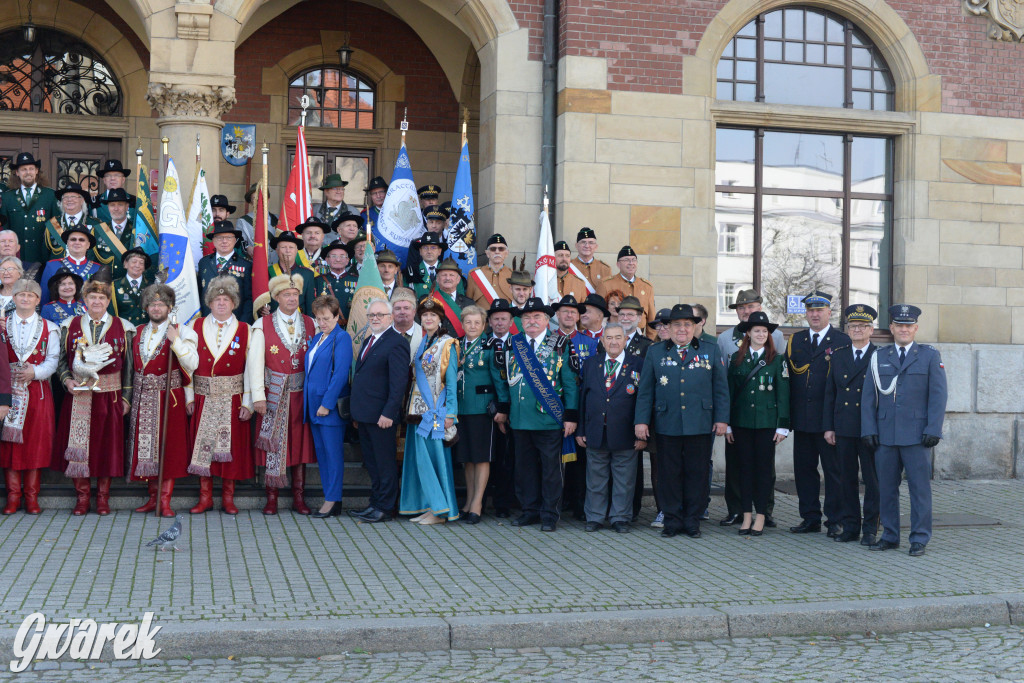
{"left": 262, "top": 487, "right": 278, "bottom": 515}
{"left": 136, "top": 481, "right": 158, "bottom": 513}
{"left": 190, "top": 476, "right": 213, "bottom": 514}
{"left": 95, "top": 477, "right": 111, "bottom": 516}
{"left": 158, "top": 479, "right": 175, "bottom": 518}
{"left": 22, "top": 469, "right": 41, "bottom": 515}
{"left": 3, "top": 470, "right": 21, "bottom": 515}
{"left": 291, "top": 465, "right": 311, "bottom": 515}
{"left": 221, "top": 479, "right": 238, "bottom": 515}
{"left": 71, "top": 478, "right": 91, "bottom": 516}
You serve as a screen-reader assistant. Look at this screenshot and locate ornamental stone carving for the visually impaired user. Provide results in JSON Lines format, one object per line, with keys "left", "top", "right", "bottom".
{"left": 146, "top": 82, "right": 236, "bottom": 119}
{"left": 964, "top": 0, "right": 1024, "bottom": 42}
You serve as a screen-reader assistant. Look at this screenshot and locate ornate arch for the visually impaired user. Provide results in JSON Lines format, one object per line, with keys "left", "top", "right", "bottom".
{"left": 686, "top": 0, "right": 938, "bottom": 112}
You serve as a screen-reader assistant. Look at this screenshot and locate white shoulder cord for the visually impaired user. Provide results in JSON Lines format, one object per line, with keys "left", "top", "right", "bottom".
{"left": 870, "top": 350, "right": 899, "bottom": 397}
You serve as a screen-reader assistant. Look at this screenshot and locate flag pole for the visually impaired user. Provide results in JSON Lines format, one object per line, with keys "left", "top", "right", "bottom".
{"left": 186, "top": 134, "right": 201, "bottom": 216}
{"left": 462, "top": 107, "right": 468, "bottom": 144}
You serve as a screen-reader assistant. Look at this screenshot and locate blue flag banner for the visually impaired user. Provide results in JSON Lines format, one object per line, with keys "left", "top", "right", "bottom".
{"left": 376, "top": 143, "right": 423, "bottom": 266}
{"left": 158, "top": 158, "right": 202, "bottom": 324}
{"left": 446, "top": 138, "right": 476, "bottom": 275}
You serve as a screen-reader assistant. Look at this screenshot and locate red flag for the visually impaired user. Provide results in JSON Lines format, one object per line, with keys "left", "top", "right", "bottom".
{"left": 251, "top": 186, "right": 271, "bottom": 312}
{"left": 279, "top": 125, "right": 312, "bottom": 233}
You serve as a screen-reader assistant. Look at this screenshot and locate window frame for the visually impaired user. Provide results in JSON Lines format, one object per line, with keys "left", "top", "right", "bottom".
{"left": 287, "top": 66, "right": 376, "bottom": 131}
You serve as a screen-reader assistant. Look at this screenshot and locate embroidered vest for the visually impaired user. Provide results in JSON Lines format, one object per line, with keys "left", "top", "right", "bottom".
{"left": 262, "top": 314, "right": 314, "bottom": 374}
{"left": 196, "top": 316, "right": 248, "bottom": 378}
{"left": 66, "top": 317, "right": 127, "bottom": 375}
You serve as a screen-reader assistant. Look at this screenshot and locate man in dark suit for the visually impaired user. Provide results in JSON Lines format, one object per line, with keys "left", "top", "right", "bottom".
{"left": 785, "top": 291, "right": 850, "bottom": 537}
{"left": 348, "top": 298, "right": 412, "bottom": 523}
{"left": 823, "top": 304, "right": 879, "bottom": 546}
{"left": 862, "top": 304, "right": 947, "bottom": 557}
{"left": 197, "top": 220, "right": 253, "bottom": 322}
{"left": 617, "top": 295, "right": 654, "bottom": 520}
{"left": 0, "top": 153, "right": 59, "bottom": 270}
{"left": 578, "top": 323, "right": 646, "bottom": 533}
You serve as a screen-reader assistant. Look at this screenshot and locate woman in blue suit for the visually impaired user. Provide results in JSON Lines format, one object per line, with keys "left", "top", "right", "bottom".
{"left": 304, "top": 295, "right": 352, "bottom": 518}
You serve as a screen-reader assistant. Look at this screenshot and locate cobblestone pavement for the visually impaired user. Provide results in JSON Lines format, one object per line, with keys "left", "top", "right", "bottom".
{"left": 12, "top": 626, "right": 1024, "bottom": 681}
{"left": 0, "top": 481, "right": 1021, "bottom": 629}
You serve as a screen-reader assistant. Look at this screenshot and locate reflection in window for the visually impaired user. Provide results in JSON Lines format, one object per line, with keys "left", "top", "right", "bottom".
{"left": 288, "top": 67, "right": 375, "bottom": 129}
{"left": 715, "top": 127, "right": 892, "bottom": 327}
{"left": 717, "top": 7, "right": 893, "bottom": 111}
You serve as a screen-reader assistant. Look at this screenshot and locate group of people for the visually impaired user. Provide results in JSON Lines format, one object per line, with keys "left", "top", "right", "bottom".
{"left": 0, "top": 151, "right": 948, "bottom": 556}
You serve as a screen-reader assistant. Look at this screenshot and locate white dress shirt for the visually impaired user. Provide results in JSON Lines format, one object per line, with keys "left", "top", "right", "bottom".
{"left": 9, "top": 313, "right": 59, "bottom": 380}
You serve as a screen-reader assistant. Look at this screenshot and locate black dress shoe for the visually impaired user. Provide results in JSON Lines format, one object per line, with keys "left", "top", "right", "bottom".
{"left": 540, "top": 522, "right": 556, "bottom": 532}
{"left": 312, "top": 503, "right": 341, "bottom": 519}
{"left": 827, "top": 524, "right": 843, "bottom": 538}
{"left": 869, "top": 539, "right": 900, "bottom": 551}
{"left": 684, "top": 529, "right": 702, "bottom": 539}
{"left": 511, "top": 514, "right": 540, "bottom": 527}
{"left": 737, "top": 527, "right": 752, "bottom": 536}
{"left": 789, "top": 520, "right": 822, "bottom": 534}
{"left": 719, "top": 513, "right": 741, "bottom": 526}
{"left": 611, "top": 521, "right": 630, "bottom": 534}
{"left": 751, "top": 528, "right": 763, "bottom": 537}
{"left": 584, "top": 521, "right": 602, "bottom": 532}
{"left": 494, "top": 509, "right": 510, "bottom": 519}
{"left": 764, "top": 516, "right": 777, "bottom": 528}
{"left": 661, "top": 528, "right": 679, "bottom": 538}
{"left": 360, "top": 509, "right": 392, "bottom": 523}
{"left": 836, "top": 530, "right": 860, "bottom": 543}
{"left": 860, "top": 533, "right": 877, "bottom": 547}
{"left": 347, "top": 506, "right": 373, "bottom": 518}
{"left": 463, "top": 512, "right": 481, "bottom": 525}
{"left": 909, "top": 542, "right": 927, "bottom": 557}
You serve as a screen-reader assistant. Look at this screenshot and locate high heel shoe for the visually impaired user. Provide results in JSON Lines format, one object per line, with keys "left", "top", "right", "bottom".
{"left": 751, "top": 514, "right": 766, "bottom": 536}
{"left": 738, "top": 527, "right": 752, "bottom": 536}
{"left": 311, "top": 503, "right": 341, "bottom": 518}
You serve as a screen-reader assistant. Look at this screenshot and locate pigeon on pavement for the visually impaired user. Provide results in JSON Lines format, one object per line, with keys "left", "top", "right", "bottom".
{"left": 145, "top": 515, "right": 184, "bottom": 552}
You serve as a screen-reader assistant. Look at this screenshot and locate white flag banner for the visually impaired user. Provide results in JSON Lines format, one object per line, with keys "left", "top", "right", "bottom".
{"left": 158, "top": 158, "right": 202, "bottom": 324}
{"left": 185, "top": 167, "right": 212, "bottom": 269}
{"left": 535, "top": 208, "right": 559, "bottom": 304}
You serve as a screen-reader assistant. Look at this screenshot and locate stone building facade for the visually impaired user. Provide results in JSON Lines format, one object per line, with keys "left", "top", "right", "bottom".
{"left": 0, "top": 0, "right": 1020, "bottom": 477}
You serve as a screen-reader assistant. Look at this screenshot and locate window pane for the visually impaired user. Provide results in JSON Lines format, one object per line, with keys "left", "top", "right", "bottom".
{"left": 716, "top": 192, "right": 755, "bottom": 327}
{"left": 736, "top": 83, "right": 756, "bottom": 101}
{"left": 761, "top": 196, "right": 843, "bottom": 326}
{"left": 765, "top": 39, "right": 783, "bottom": 61}
{"left": 852, "top": 91, "right": 871, "bottom": 110}
{"left": 849, "top": 199, "right": 890, "bottom": 324}
{"left": 826, "top": 44, "right": 844, "bottom": 64}
{"left": 736, "top": 60, "right": 756, "bottom": 82}
{"left": 764, "top": 11, "right": 783, "bottom": 39}
{"left": 736, "top": 38, "right": 756, "bottom": 59}
{"left": 784, "top": 9, "right": 804, "bottom": 39}
{"left": 321, "top": 109, "right": 339, "bottom": 128}
{"left": 335, "top": 155, "right": 369, "bottom": 209}
{"left": 737, "top": 21, "right": 756, "bottom": 37}
{"left": 716, "top": 128, "right": 755, "bottom": 187}
{"left": 764, "top": 63, "right": 844, "bottom": 108}
{"left": 784, "top": 41, "right": 803, "bottom": 62}
{"left": 806, "top": 11, "right": 826, "bottom": 41}
{"left": 307, "top": 155, "right": 326, "bottom": 204}
{"left": 717, "top": 58, "right": 733, "bottom": 80}
{"left": 359, "top": 91, "right": 374, "bottom": 110}
{"left": 722, "top": 40, "right": 734, "bottom": 58}
{"left": 827, "top": 17, "right": 845, "bottom": 42}
{"left": 852, "top": 68, "right": 871, "bottom": 89}
{"left": 852, "top": 47, "right": 872, "bottom": 68}
{"left": 851, "top": 137, "right": 892, "bottom": 193}
{"left": 763, "top": 131, "right": 844, "bottom": 192}
{"left": 716, "top": 82, "right": 733, "bottom": 100}
{"left": 305, "top": 70, "right": 321, "bottom": 87}
{"left": 806, "top": 43, "right": 824, "bottom": 64}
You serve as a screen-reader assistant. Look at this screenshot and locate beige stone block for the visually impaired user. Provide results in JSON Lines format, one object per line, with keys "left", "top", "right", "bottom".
{"left": 929, "top": 182, "right": 994, "bottom": 204}
{"left": 953, "top": 268, "right": 996, "bottom": 287}
{"left": 490, "top": 30, "right": 542, "bottom": 94}
{"left": 631, "top": 230, "right": 680, "bottom": 258}
{"left": 648, "top": 275, "right": 692, "bottom": 297}
{"left": 494, "top": 115, "right": 541, "bottom": 165}
{"left": 493, "top": 203, "right": 547, "bottom": 251}
{"left": 939, "top": 220, "right": 1000, "bottom": 245}
{"left": 557, "top": 202, "right": 630, "bottom": 246}
{"left": 923, "top": 112, "right": 1024, "bottom": 142}
{"left": 558, "top": 113, "right": 595, "bottom": 163}
{"left": 927, "top": 285, "right": 961, "bottom": 304}
{"left": 1000, "top": 225, "right": 1024, "bottom": 246}
{"left": 692, "top": 169, "right": 714, "bottom": 210}
{"left": 1006, "top": 288, "right": 1024, "bottom": 307}
{"left": 938, "top": 305, "right": 1011, "bottom": 344}
{"left": 691, "top": 257, "right": 718, "bottom": 297}
{"left": 611, "top": 91, "right": 705, "bottom": 119}
{"left": 902, "top": 265, "right": 929, "bottom": 301}
{"left": 494, "top": 90, "right": 527, "bottom": 116}
{"left": 996, "top": 269, "right": 1024, "bottom": 288}
{"left": 928, "top": 201, "right": 981, "bottom": 222}
{"left": 927, "top": 266, "right": 955, "bottom": 284}
{"left": 961, "top": 286, "right": 1006, "bottom": 306}
{"left": 913, "top": 134, "right": 941, "bottom": 182}
{"left": 493, "top": 164, "right": 525, "bottom": 204}
{"left": 595, "top": 115, "right": 681, "bottom": 143}
{"left": 104, "top": 37, "right": 145, "bottom": 76}
{"left": 122, "top": 71, "right": 152, "bottom": 117}
{"left": 1013, "top": 308, "right": 1024, "bottom": 344}
{"left": 939, "top": 243, "right": 1022, "bottom": 269}
{"left": 1008, "top": 141, "right": 1024, "bottom": 163}
{"left": 915, "top": 74, "right": 942, "bottom": 113}
{"left": 940, "top": 137, "right": 1007, "bottom": 162}
{"left": 981, "top": 204, "right": 1022, "bottom": 223}
{"left": 682, "top": 119, "right": 713, "bottom": 169}
{"left": 630, "top": 205, "right": 680, "bottom": 232}
{"left": 609, "top": 164, "right": 692, "bottom": 188}
{"left": 526, "top": 92, "right": 544, "bottom": 118}
{"left": 559, "top": 162, "right": 609, "bottom": 203}
{"left": 560, "top": 56, "right": 608, "bottom": 90}
{"left": 610, "top": 184, "right": 690, "bottom": 207}
{"left": 993, "top": 185, "right": 1024, "bottom": 206}
{"left": 650, "top": 255, "right": 693, "bottom": 276}
{"left": 557, "top": 89, "right": 612, "bottom": 115}
{"left": 80, "top": 15, "right": 123, "bottom": 53}
{"left": 679, "top": 207, "right": 714, "bottom": 238}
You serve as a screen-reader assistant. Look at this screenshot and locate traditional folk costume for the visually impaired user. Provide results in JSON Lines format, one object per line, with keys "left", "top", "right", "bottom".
{"left": 41, "top": 299, "right": 86, "bottom": 326}
{"left": 130, "top": 314, "right": 200, "bottom": 517}
{"left": 1, "top": 309, "right": 58, "bottom": 515}
{"left": 250, "top": 297, "right": 316, "bottom": 515}
{"left": 185, "top": 313, "right": 254, "bottom": 515}
{"left": 54, "top": 311, "right": 135, "bottom": 515}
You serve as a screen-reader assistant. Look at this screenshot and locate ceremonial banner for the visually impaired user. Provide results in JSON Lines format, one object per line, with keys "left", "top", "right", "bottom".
{"left": 375, "top": 143, "right": 423, "bottom": 266}
{"left": 133, "top": 165, "right": 159, "bottom": 258}
{"left": 186, "top": 166, "right": 213, "bottom": 264}
{"left": 534, "top": 207, "right": 559, "bottom": 304}
{"left": 446, "top": 137, "right": 476, "bottom": 275}
{"left": 345, "top": 246, "right": 386, "bottom": 354}
{"left": 158, "top": 158, "right": 201, "bottom": 324}
{"left": 279, "top": 125, "right": 312, "bottom": 234}
{"left": 251, "top": 187, "right": 272, "bottom": 312}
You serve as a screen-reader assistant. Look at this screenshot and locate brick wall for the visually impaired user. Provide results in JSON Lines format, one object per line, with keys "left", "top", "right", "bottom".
{"left": 511, "top": 0, "right": 1024, "bottom": 116}
{"left": 229, "top": 0, "right": 459, "bottom": 131}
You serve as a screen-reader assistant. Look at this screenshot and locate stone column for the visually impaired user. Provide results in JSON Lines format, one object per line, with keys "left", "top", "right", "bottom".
{"left": 146, "top": 82, "right": 236, "bottom": 195}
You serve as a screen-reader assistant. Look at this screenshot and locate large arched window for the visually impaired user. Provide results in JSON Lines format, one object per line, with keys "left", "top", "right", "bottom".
{"left": 0, "top": 28, "right": 122, "bottom": 116}
{"left": 288, "top": 67, "right": 375, "bottom": 129}
{"left": 715, "top": 7, "right": 894, "bottom": 328}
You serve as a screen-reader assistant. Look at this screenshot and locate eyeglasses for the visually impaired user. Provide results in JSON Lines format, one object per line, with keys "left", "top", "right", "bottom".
{"left": 0, "top": 268, "right": 19, "bottom": 274}
{"left": 366, "top": 312, "right": 391, "bottom": 319}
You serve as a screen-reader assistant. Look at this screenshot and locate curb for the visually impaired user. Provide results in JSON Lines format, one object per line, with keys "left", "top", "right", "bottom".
{"left": 1, "top": 594, "right": 1020, "bottom": 661}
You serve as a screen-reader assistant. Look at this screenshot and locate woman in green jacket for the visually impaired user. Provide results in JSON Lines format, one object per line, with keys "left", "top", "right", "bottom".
{"left": 726, "top": 311, "right": 789, "bottom": 536}
{"left": 453, "top": 305, "right": 494, "bottom": 524}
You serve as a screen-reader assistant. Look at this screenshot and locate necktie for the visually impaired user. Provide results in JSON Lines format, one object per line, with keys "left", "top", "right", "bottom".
{"left": 530, "top": 338, "right": 536, "bottom": 354}
{"left": 91, "top": 320, "right": 102, "bottom": 344}
{"left": 130, "top": 280, "right": 139, "bottom": 293}
{"left": 855, "top": 349, "right": 863, "bottom": 363}
{"left": 429, "top": 267, "right": 436, "bottom": 281}
{"left": 361, "top": 335, "right": 375, "bottom": 361}
{"left": 899, "top": 347, "right": 906, "bottom": 365}
{"left": 812, "top": 332, "right": 820, "bottom": 347}
{"left": 23, "top": 189, "right": 30, "bottom": 204}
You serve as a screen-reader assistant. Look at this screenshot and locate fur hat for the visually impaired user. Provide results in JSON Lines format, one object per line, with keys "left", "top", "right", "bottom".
{"left": 9, "top": 278, "right": 41, "bottom": 299}
{"left": 141, "top": 283, "right": 176, "bottom": 311}
{"left": 204, "top": 275, "right": 241, "bottom": 308}
{"left": 269, "top": 273, "right": 304, "bottom": 299}
{"left": 390, "top": 287, "right": 417, "bottom": 305}
{"left": 81, "top": 279, "right": 113, "bottom": 300}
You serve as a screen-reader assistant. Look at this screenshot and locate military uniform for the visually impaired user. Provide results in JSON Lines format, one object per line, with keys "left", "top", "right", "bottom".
{"left": 862, "top": 305, "right": 947, "bottom": 554}
{"left": 635, "top": 305, "right": 729, "bottom": 537}
{"left": 315, "top": 269, "right": 359, "bottom": 320}
{"left": 571, "top": 256, "right": 611, "bottom": 289}
{"left": 0, "top": 154, "right": 59, "bottom": 265}
{"left": 198, "top": 252, "right": 254, "bottom": 323}
{"left": 558, "top": 269, "right": 588, "bottom": 302}
{"left": 494, "top": 305, "right": 579, "bottom": 529}
{"left": 786, "top": 304, "right": 850, "bottom": 533}
{"left": 466, "top": 264, "right": 514, "bottom": 307}
{"left": 109, "top": 273, "right": 154, "bottom": 327}
{"left": 598, "top": 273, "right": 657, "bottom": 339}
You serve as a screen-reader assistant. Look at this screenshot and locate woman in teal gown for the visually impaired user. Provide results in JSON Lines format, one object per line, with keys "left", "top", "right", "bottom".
{"left": 399, "top": 298, "right": 460, "bottom": 525}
